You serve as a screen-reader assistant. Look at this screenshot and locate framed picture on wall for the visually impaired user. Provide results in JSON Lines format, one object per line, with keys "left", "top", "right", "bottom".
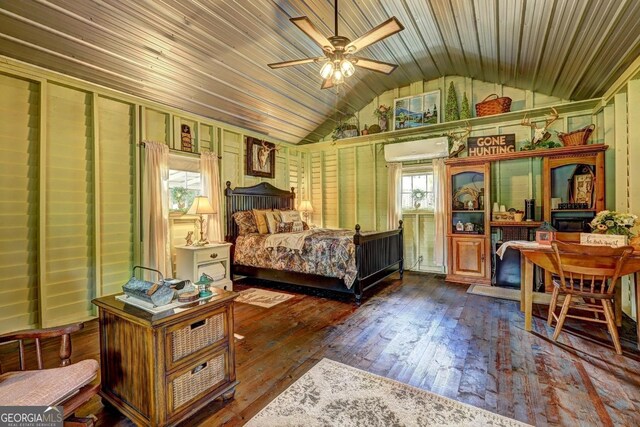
{"left": 246, "top": 137, "right": 277, "bottom": 178}
{"left": 393, "top": 90, "right": 440, "bottom": 130}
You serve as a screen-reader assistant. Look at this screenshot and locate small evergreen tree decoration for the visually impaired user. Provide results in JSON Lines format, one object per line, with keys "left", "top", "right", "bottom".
{"left": 445, "top": 82, "right": 460, "bottom": 122}
{"left": 460, "top": 92, "right": 472, "bottom": 120}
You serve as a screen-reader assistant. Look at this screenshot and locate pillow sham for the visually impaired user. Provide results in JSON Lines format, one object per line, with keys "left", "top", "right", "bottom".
{"left": 233, "top": 211, "right": 258, "bottom": 235}
{"left": 252, "top": 209, "right": 271, "bottom": 234}
{"left": 280, "top": 210, "right": 303, "bottom": 223}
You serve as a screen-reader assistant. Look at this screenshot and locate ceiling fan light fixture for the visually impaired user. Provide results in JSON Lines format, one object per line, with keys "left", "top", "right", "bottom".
{"left": 320, "top": 61, "right": 335, "bottom": 79}
{"left": 332, "top": 69, "right": 344, "bottom": 84}
{"left": 340, "top": 59, "right": 355, "bottom": 77}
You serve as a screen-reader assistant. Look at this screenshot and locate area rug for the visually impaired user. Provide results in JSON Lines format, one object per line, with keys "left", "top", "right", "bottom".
{"left": 246, "top": 358, "right": 530, "bottom": 426}
{"left": 467, "top": 284, "right": 551, "bottom": 305}
{"left": 235, "top": 288, "right": 294, "bottom": 308}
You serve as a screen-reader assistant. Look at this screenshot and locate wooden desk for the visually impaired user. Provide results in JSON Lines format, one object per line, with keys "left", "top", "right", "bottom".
{"left": 93, "top": 291, "right": 238, "bottom": 426}
{"left": 502, "top": 242, "right": 640, "bottom": 350}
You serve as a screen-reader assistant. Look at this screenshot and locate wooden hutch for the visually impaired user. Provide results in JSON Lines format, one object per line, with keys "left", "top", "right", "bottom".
{"left": 445, "top": 144, "right": 608, "bottom": 287}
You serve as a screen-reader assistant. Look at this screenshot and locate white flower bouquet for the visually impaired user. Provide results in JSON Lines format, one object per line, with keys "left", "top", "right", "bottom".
{"left": 589, "top": 210, "right": 637, "bottom": 237}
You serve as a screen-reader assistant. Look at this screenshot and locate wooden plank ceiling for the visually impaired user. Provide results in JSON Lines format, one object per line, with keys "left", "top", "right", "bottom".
{"left": 1, "top": 0, "right": 639, "bottom": 144}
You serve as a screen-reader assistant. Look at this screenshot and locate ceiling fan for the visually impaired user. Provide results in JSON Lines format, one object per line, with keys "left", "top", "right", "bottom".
{"left": 268, "top": 0, "right": 405, "bottom": 89}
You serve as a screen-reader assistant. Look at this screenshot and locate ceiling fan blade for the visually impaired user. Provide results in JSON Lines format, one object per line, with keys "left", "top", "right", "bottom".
{"left": 290, "top": 17, "right": 335, "bottom": 52}
{"left": 268, "top": 57, "right": 325, "bottom": 69}
{"left": 352, "top": 57, "right": 398, "bottom": 74}
{"left": 321, "top": 78, "right": 334, "bottom": 90}
{"left": 345, "top": 17, "right": 404, "bottom": 53}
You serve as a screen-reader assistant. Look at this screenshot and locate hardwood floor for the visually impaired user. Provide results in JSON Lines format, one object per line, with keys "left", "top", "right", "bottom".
{"left": 2, "top": 273, "right": 638, "bottom": 426}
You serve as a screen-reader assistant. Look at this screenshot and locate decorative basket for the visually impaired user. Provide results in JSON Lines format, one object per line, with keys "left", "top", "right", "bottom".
{"left": 475, "top": 94, "right": 512, "bottom": 117}
{"left": 557, "top": 124, "right": 595, "bottom": 146}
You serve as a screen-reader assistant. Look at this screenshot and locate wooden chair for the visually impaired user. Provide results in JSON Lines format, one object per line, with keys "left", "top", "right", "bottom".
{"left": 0, "top": 323, "right": 100, "bottom": 426}
{"left": 547, "top": 241, "right": 633, "bottom": 354}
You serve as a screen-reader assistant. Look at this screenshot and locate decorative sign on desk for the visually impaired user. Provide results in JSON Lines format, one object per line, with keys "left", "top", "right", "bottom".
{"left": 467, "top": 134, "right": 516, "bottom": 157}
{"left": 580, "top": 233, "right": 628, "bottom": 247}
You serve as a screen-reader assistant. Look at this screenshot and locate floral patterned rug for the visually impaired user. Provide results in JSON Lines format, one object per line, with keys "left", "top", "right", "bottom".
{"left": 246, "top": 358, "right": 530, "bottom": 427}
{"left": 235, "top": 288, "right": 294, "bottom": 308}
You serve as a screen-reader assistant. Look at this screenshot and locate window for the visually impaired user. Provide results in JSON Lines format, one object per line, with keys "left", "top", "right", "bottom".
{"left": 168, "top": 169, "right": 201, "bottom": 213}
{"left": 402, "top": 172, "right": 434, "bottom": 210}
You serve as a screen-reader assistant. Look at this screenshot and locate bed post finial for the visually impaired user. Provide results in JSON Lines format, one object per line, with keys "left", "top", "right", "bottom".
{"left": 226, "top": 181, "right": 231, "bottom": 189}
{"left": 355, "top": 224, "right": 361, "bottom": 234}
{"left": 398, "top": 220, "right": 403, "bottom": 229}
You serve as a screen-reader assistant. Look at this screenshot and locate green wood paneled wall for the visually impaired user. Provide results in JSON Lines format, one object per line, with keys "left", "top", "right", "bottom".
{"left": 0, "top": 74, "right": 40, "bottom": 331}
{"left": 0, "top": 62, "right": 306, "bottom": 332}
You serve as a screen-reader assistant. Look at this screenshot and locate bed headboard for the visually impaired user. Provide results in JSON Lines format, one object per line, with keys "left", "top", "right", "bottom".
{"left": 224, "top": 181, "right": 295, "bottom": 243}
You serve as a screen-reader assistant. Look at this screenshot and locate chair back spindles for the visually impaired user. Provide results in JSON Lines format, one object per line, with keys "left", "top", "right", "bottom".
{"left": 60, "top": 333, "right": 72, "bottom": 367}
{"left": 35, "top": 337, "right": 43, "bottom": 370}
{"left": 0, "top": 323, "right": 82, "bottom": 370}
{"left": 18, "top": 340, "right": 25, "bottom": 371}
{"left": 551, "top": 241, "right": 633, "bottom": 296}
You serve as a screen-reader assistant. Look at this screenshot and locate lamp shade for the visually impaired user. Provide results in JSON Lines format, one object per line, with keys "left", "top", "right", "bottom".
{"left": 299, "top": 200, "right": 314, "bottom": 213}
{"left": 187, "top": 196, "right": 217, "bottom": 215}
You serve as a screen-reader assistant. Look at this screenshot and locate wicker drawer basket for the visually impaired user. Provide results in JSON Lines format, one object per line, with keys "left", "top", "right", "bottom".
{"left": 475, "top": 94, "right": 512, "bottom": 117}
{"left": 167, "top": 310, "right": 226, "bottom": 367}
{"left": 170, "top": 351, "right": 227, "bottom": 413}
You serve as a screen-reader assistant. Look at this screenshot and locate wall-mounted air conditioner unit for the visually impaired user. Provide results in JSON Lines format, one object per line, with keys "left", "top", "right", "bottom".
{"left": 383, "top": 136, "right": 449, "bottom": 162}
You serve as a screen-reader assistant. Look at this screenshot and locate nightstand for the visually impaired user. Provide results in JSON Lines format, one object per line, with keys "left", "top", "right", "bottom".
{"left": 175, "top": 242, "right": 232, "bottom": 291}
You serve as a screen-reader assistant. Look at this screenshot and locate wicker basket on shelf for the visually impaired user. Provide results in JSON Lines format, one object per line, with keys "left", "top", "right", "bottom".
{"left": 557, "top": 124, "right": 595, "bottom": 146}
{"left": 475, "top": 94, "right": 512, "bottom": 117}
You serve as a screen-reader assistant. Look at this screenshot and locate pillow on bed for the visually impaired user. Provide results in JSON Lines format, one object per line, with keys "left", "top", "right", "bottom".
{"left": 280, "top": 210, "right": 302, "bottom": 223}
{"left": 233, "top": 211, "right": 258, "bottom": 235}
{"left": 277, "top": 220, "right": 304, "bottom": 233}
{"left": 265, "top": 210, "right": 282, "bottom": 234}
{"left": 252, "top": 209, "right": 271, "bottom": 234}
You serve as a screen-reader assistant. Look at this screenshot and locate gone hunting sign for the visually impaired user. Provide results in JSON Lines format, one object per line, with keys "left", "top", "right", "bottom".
{"left": 467, "top": 134, "right": 516, "bottom": 157}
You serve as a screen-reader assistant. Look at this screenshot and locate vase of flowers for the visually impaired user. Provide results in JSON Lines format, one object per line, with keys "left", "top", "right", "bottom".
{"left": 373, "top": 105, "right": 393, "bottom": 132}
{"left": 589, "top": 210, "right": 637, "bottom": 237}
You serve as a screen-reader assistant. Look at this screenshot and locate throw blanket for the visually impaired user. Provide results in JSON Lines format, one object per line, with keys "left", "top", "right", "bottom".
{"left": 496, "top": 240, "right": 545, "bottom": 259}
{"left": 265, "top": 230, "right": 315, "bottom": 251}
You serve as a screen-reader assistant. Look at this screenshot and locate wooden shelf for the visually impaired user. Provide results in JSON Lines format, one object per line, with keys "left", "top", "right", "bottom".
{"left": 324, "top": 98, "right": 602, "bottom": 147}
{"left": 452, "top": 209, "right": 485, "bottom": 213}
{"left": 445, "top": 144, "right": 608, "bottom": 166}
{"left": 490, "top": 221, "right": 543, "bottom": 228}
{"left": 551, "top": 209, "right": 595, "bottom": 212}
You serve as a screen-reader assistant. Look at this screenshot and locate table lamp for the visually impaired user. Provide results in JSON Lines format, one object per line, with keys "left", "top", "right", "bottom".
{"left": 187, "top": 195, "right": 217, "bottom": 246}
{"left": 299, "top": 200, "right": 313, "bottom": 223}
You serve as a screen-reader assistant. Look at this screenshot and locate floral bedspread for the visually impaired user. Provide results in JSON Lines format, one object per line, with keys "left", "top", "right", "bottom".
{"left": 234, "top": 229, "right": 358, "bottom": 288}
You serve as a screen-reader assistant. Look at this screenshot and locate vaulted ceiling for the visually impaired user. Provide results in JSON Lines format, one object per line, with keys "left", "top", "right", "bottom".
{"left": 1, "top": 0, "right": 639, "bottom": 144}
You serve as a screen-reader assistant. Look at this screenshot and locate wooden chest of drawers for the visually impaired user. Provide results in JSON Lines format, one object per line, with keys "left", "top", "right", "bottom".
{"left": 93, "top": 292, "right": 238, "bottom": 426}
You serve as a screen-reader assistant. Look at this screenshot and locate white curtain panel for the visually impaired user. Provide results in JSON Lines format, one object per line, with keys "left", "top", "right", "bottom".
{"left": 200, "top": 151, "right": 223, "bottom": 242}
{"left": 142, "top": 141, "right": 171, "bottom": 277}
{"left": 433, "top": 158, "right": 447, "bottom": 267}
{"left": 387, "top": 162, "right": 403, "bottom": 230}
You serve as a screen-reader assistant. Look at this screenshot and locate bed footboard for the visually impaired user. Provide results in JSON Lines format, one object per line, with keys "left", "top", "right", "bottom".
{"left": 353, "top": 220, "right": 404, "bottom": 301}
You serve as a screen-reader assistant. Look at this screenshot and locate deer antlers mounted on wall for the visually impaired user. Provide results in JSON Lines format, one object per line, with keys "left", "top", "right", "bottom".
{"left": 258, "top": 140, "right": 279, "bottom": 169}
{"left": 447, "top": 122, "right": 472, "bottom": 157}
{"left": 521, "top": 107, "right": 559, "bottom": 146}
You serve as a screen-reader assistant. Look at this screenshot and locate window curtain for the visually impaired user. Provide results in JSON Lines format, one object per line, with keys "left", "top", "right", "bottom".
{"left": 142, "top": 141, "right": 171, "bottom": 277}
{"left": 433, "top": 158, "right": 447, "bottom": 267}
{"left": 387, "top": 162, "right": 403, "bottom": 230}
{"left": 200, "top": 151, "right": 223, "bottom": 242}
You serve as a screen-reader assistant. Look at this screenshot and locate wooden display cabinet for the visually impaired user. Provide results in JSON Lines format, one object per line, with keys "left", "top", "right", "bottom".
{"left": 541, "top": 146, "right": 606, "bottom": 291}
{"left": 542, "top": 148, "right": 606, "bottom": 242}
{"left": 445, "top": 162, "right": 491, "bottom": 285}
